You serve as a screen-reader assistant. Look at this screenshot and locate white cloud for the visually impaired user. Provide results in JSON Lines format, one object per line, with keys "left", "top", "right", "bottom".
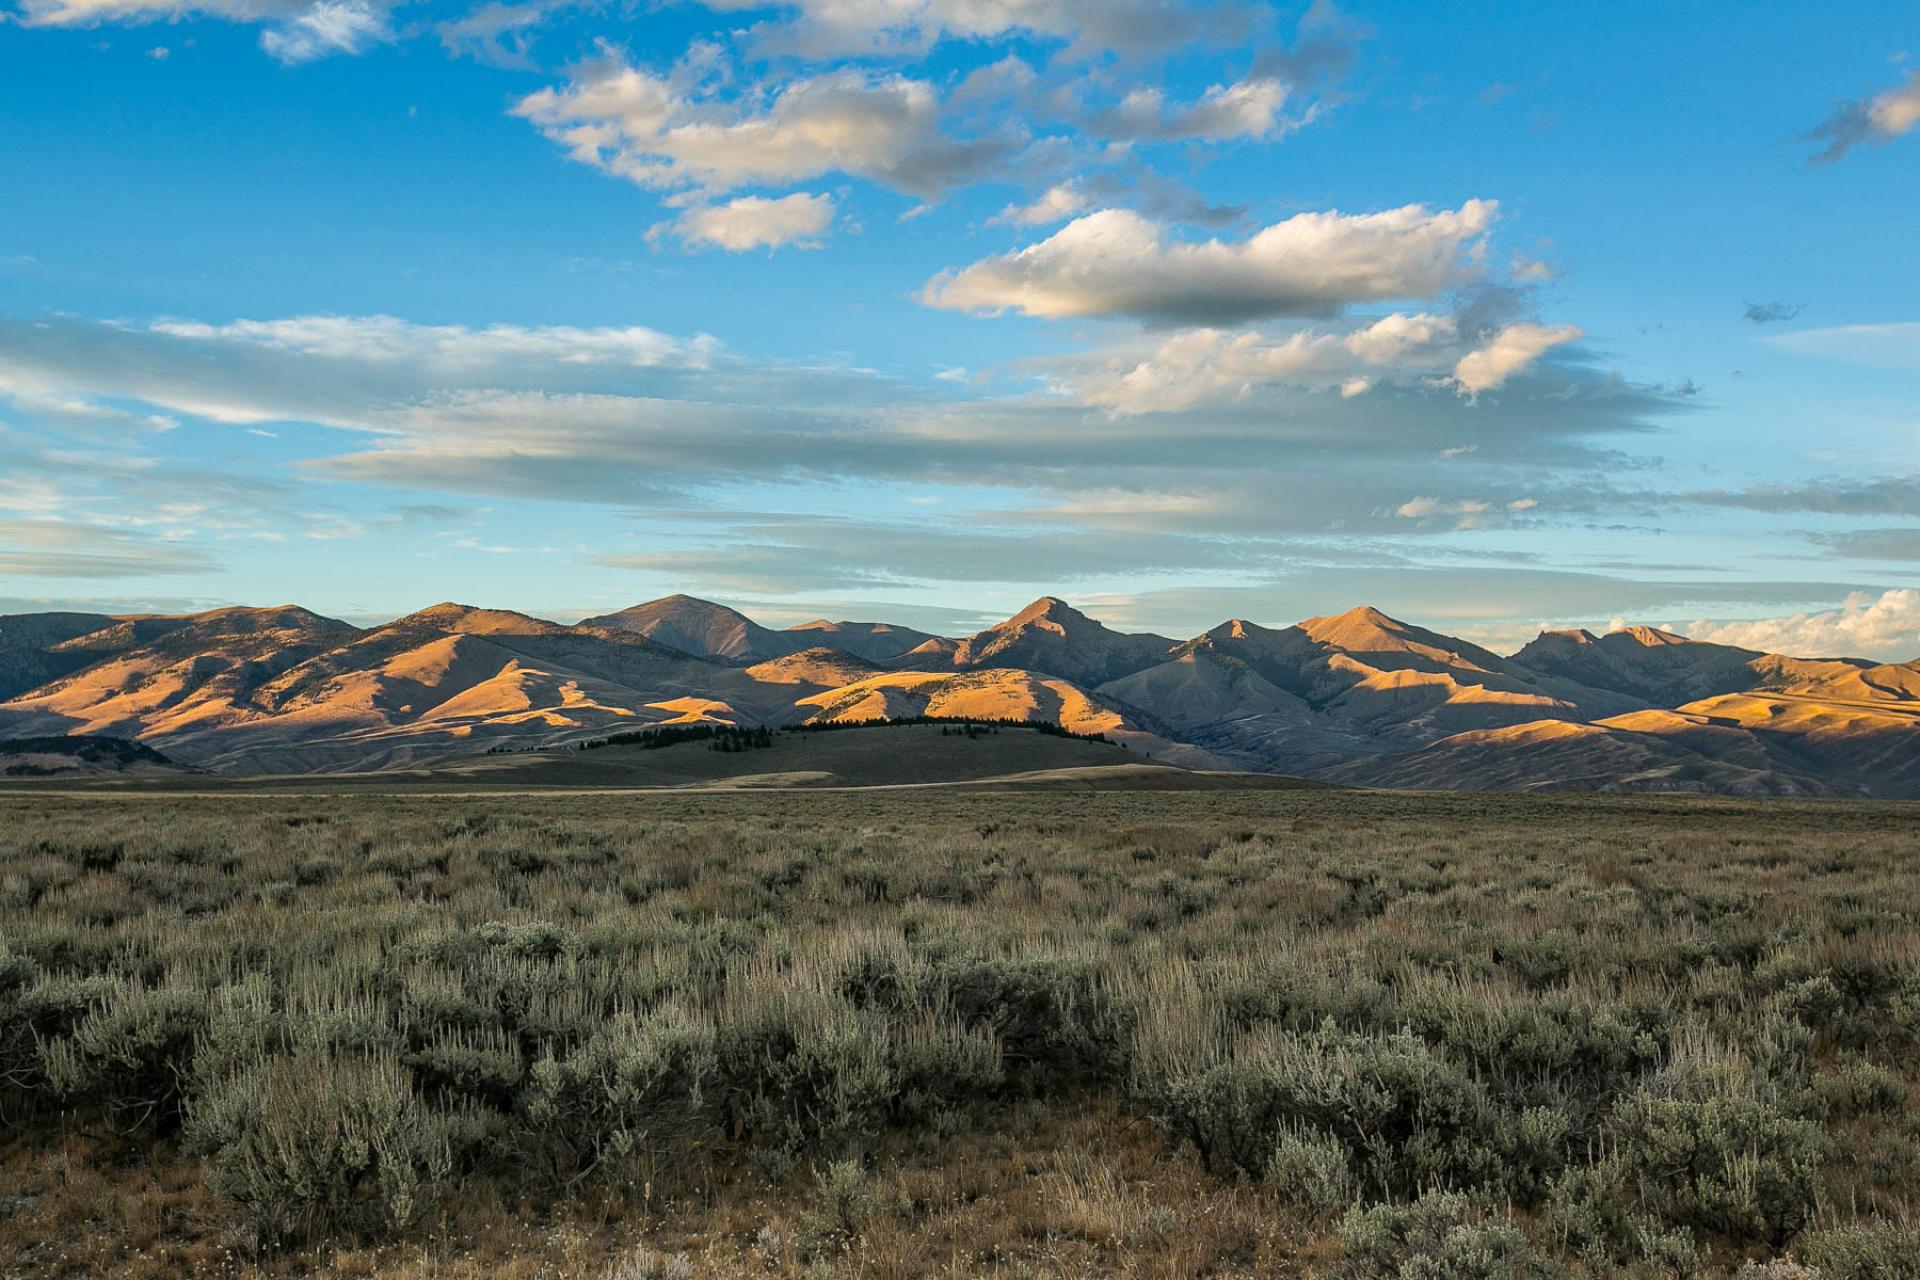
{"left": 1805, "top": 68, "right": 1920, "bottom": 164}
{"left": 655, "top": 192, "right": 837, "bottom": 251}
{"left": 147, "top": 314, "right": 713, "bottom": 368}
{"left": 1766, "top": 321, "right": 1920, "bottom": 369}
{"left": 1686, "top": 589, "right": 1920, "bottom": 661}
{"left": 16, "top": 0, "right": 390, "bottom": 63}
{"left": 257, "top": 0, "right": 388, "bottom": 61}
{"left": 13, "top": 0, "right": 282, "bottom": 24}
{"left": 1449, "top": 322, "right": 1581, "bottom": 397}
{"left": 921, "top": 201, "right": 1498, "bottom": 323}
{"left": 1393, "top": 496, "right": 1501, "bottom": 529}
{"left": 1084, "top": 77, "right": 1294, "bottom": 142}
{"left": 436, "top": 0, "right": 568, "bottom": 67}
{"left": 992, "top": 180, "right": 1089, "bottom": 227}
{"left": 1056, "top": 312, "right": 1460, "bottom": 414}
{"left": 0, "top": 383, "right": 178, "bottom": 432}
{"left": 515, "top": 55, "right": 1016, "bottom": 198}
{"left": 0, "top": 516, "right": 218, "bottom": 577}
{"left": 696, "top": 0, "right": 1264, "bottom": 57}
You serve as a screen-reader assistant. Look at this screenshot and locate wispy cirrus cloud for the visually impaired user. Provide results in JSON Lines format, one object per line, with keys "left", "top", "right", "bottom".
{"left": 13, "top": 0, "right": 390, "bottom": 62}
{"left": 696, "top": 0, "right": 1274, "bottom": 59}
{"left": 1681, "top": 474, "right": 1920, "bottom": 515}
{"left": 1765, "top": 321, "right": 1920, "bottom": 368}
{"left": 1803, "top": 67, "right": 1920, "bottom": 165}
{"left": 0, "top": 516, "right": 219, "bottom": 578}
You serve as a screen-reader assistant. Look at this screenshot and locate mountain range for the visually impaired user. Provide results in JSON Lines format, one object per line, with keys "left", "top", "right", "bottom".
{"left": 0, "top": 594, "right": 1915, "bottom": 796}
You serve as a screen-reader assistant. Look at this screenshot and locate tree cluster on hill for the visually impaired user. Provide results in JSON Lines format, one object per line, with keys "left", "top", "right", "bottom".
{"left": 578, "top": 724, "right": 774, "bottom": 753}
{"left": 789, "top": 715, "right": 1114, "bottom": 744}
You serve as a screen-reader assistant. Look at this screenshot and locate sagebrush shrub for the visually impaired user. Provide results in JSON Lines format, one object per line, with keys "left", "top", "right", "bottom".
{"left": 719, "top": 984, "right": 894, "bottom": 1158}
{"left": 1266, "top": 1122, "right": 1355, "bottom": 1212}
{"left": 1136, "top": 1022, "right": 1510, "bottom": 1198}
{"left": 39, "top": 977, "right": 208, "bottom": 1124}
{"left": 519, "top": 1005, "right": 717, "bottom": 1186}
{"left": 1797, "top": 1219, "right": 1920, "bottom": 1280}
{"left": 1606, "top": 1088, "right": 1826, "bottom": 1244}
{"left": 184, "top": 1048, "right": 465, "bottom": 1245}
{"left": 1545, "top": 1160, "right": 1701, "bottom": 1275}
{"left": 1340, "top": 1191, "right": 1565, "bottom": 1279}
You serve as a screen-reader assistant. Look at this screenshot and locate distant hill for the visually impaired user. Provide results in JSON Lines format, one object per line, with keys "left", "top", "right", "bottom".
{"left": 0, "top": 734, "right": 187, "bottom": 778}
{"left": 0, "top": 593, "right": 1915, "bottom": 795}
{"left": 407, "top": 723, "right": 1303, "bottom": 791}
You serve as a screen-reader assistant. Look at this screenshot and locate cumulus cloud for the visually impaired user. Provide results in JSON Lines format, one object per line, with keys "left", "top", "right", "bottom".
{"left": 1449, "top": 322, "right": 1581, "bottom": 397}
{"left": 515, "top": 55, "right": 1018, "bottom": 199}
{"left": 1803, "top": 68, "right": 1920, "bottom": 164}
{"left": 1055, "top": 311, "right": 1461, "bottom": 414}
{"left": 921, "top": 201, "right": 1498, "bottom": 324}
{"left": 1081, "top": 77, "right": 1295, "bottom": 142}
{"left": 1686, "top": 589, "right": 1920, "bottom": 661}
{"left": 992, "top": 181, "right": 1090, "bottom": 227}
{"left": 1048, "top": 300, "right": 1551, "bottom": 420}
{"left": 654, "top": 192, "right": 837, "bottom": 251}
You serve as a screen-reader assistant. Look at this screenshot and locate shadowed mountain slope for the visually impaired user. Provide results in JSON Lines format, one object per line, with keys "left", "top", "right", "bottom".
{"left": 934, "top": 597, "right": 1177, "bottom": 687}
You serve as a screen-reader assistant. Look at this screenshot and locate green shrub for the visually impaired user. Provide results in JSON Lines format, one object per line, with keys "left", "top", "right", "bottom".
{"left": 1545, "top": 1160, "right": 1701, "bottom": 1275}
{"left": 39, "top": 977, "right": 207, "bottom": 1125}
{"left": 1137, "top": 1023, "right": 1509, "bottom": 1198}
{"left": 931, "top": 951, "right": 1129, "bottom": 1084}
{"left": 1803, "top": 1056, "right": 1905, "bottom": 1119}
{"left": 184, "top": 1048, "right": 466, "bottom": 1246}
{"left": 519, "top": 1005, "right": 717, "bottom": 1187}
{"left": 1340, "top": 1191, "right": 1565, "bottom": 1279}
{"left": 1606, "top": 1089, "right": 1827, "bottom": 1244}
{"left": 1798, "top": 1220, "right": 1920, "bottom": 1279}
{"left": 889, "top": 1014, "right": 1002, "bottom": 1122}
{"left": 1266, "top": 1123, "right": 1355, "bottom": 1212}
{"left": 719, "top": 986, "right": 894, "bottom": 1159}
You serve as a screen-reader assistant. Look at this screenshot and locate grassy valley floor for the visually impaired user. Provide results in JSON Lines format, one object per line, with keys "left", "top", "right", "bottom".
{"left": 3, "top": 789, "right": 1919, "bottom": 1278}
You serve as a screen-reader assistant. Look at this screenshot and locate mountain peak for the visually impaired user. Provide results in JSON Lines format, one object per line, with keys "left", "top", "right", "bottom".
{"left": 1610, "top": 625, "right": 1693, "bottom": 648}
{"left": 390, "top": 603, "right": 559, "bottom": 636}
{"left": 1202, "top": 618, "right": 1290, "bottom": 644}
{"left": 1006, "top": 596, "right": 1089, "bottom": 628}
{"left": 1301, "top": 604, "right": 1417, "bottom": 646}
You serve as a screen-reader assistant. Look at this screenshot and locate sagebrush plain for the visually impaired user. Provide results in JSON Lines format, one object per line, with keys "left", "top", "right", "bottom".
{"left": 4, "top": 788, "right": 1919, "bottom": 1279}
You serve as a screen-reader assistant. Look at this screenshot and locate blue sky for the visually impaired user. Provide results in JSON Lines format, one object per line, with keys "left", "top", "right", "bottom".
{"left": 2, "top": 0, "right": 1917, "bottom": 656}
